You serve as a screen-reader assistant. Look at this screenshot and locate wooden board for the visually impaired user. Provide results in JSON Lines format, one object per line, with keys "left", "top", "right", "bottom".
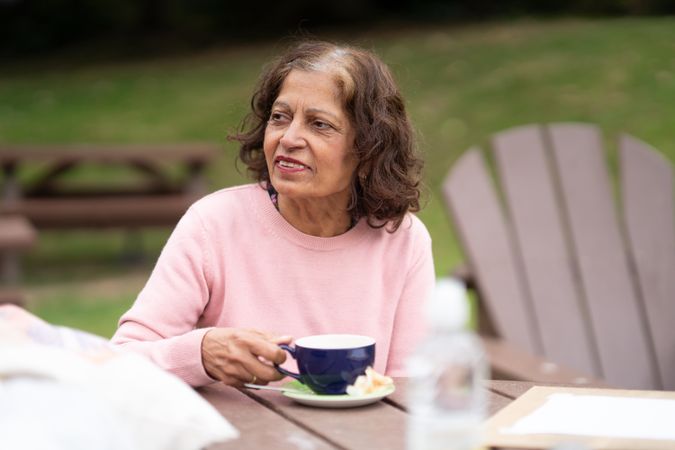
{"left": 547, "top": 124, "right": 657, "bottom": 389}
{"left": 199, "top": 384, "right": 335, "bottom": 449}
{"left": 492, "top": 125, "right": 597, "bottom": 376}
{"left": 620, "top": 135, "right": 675, "bottom": 390}
{"left": 0, "top": 143, "right": 220, "bottom": 164}
{"left": 0, "top": 216, "right": 37, "bottom": 249}
{"left": 387, "top": 378, "right": 513, "bottom": 417}
{"left": 484, "top": 386, "right": 675, "bottom": 450}
{"left": 443, "top": 149, "right": 540, "bottom": 354}
{"left": 246, "top": 387, "right": 408, "bottom": 450}
{"left": 2, "top": 195, "right": 195, "bottom": 228}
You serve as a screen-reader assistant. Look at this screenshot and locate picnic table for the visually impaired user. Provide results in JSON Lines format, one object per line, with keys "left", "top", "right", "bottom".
{"left": 0, "top": 215, "right": 37, "bottom": 305}
{"left": 0, "top": 143, "right": 219, "bottom": 228}
{"left": 199, "top": 378, "right": 559, "bottom": 449}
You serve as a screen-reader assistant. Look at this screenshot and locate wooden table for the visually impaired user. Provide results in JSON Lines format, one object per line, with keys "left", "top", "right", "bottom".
{"left": 199, "top": 379, "right": 541, "bottom": 449}
{"left": 0, "top": 143, "right": 219, "bottom": 228}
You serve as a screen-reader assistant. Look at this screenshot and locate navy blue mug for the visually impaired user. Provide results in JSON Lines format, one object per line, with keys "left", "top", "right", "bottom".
{"left": 275, "top": 334, "right": 376, "bottom": 395}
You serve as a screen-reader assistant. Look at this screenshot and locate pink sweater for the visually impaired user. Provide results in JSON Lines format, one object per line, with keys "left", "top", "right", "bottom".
{"left": 111, "top": 184, "right": 434, "bottom": 387}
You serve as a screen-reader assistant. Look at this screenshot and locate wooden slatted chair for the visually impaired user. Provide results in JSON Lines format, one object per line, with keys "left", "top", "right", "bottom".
{"left": 442, "top": 123, "right": 674, "bottom": 390}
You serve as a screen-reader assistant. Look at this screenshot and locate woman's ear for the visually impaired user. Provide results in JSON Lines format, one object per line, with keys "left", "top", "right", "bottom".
{"left": 356, "top": 160, "right": 371, "bottom": 182}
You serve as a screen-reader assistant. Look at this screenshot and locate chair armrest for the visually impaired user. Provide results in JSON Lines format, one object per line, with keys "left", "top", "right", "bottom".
{"left": 481, "top": 336, "right": 611, "bottom": 387}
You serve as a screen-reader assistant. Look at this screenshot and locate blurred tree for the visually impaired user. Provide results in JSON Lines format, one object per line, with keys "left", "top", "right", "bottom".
{"left": 1, "top": 0, "right": 673, "bottom": 58}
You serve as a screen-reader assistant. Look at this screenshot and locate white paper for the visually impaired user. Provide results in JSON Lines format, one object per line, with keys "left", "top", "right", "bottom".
{"left": 501, "top": 393, "right": 675, "bottom": 441}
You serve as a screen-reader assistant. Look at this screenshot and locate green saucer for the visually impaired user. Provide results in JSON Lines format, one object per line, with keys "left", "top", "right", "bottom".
{"left": 281, "top": 380, "right": 396, "bottom": 408}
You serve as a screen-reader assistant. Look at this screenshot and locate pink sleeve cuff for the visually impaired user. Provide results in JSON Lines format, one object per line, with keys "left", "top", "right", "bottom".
{"left": 112, "top": 326, "right": 218, "bottom": 388}
{"left": 166, "top": 327, "right": 218, "bottom": 387}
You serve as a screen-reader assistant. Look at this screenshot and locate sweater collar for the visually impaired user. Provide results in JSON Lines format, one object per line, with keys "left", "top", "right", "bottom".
{"left": 250, "top": 184, "right": 371, "bottom": 251}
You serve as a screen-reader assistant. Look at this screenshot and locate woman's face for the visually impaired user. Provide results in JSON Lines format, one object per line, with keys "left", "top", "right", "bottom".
{"left": 263, "top": 69, "right": 357, "bottom": 205}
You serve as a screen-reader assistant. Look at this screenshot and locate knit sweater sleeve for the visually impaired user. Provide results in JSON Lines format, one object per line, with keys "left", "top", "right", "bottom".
{"left": 385, "top": 218, "right": 435, "bottom": 376}
{"left": 110, "top": 206, "right": 217, "bottom": 387}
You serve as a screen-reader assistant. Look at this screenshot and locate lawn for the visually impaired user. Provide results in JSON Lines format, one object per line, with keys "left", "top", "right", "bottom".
{"left": 2, "top": 17, "right": 674, "bottom": 336}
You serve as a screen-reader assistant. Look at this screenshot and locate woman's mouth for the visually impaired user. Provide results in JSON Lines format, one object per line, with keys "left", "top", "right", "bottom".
{"left": 275, "top": 156, "right": 308, "bottom": 173}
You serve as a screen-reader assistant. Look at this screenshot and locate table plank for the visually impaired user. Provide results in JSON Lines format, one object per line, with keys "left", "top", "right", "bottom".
{"left": 0, "top": 216, "right": 37, "bottom": 249}
{"left": 389, "top": 378, "right": 516, "bottom": 417}
{"left": 198, "top": 380, "right": 558, "bottom": 450}
{"left": 0, "top": 143, "right": 220, "bottom": 164}
{"left": 199, "top": 384, "right": 335, "bottom": 449}
{"left": 6, "top": 195, "right": 195, "bottom": 228}
{"left": 384, "top": 377, "right": 409, "bottom": 409}
{"left": 246, "top": 387, "right": 408, "bottom": 450}
{"left": 487, "top": 379, "right": 614, "bottom": 401}
{"left": 488, "top": 380, "right": 536, "bottom": 399}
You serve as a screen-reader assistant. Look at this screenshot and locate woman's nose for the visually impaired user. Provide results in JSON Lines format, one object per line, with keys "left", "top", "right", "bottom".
{"left": 279, "top": 119, "right": 305, "bottom": 149}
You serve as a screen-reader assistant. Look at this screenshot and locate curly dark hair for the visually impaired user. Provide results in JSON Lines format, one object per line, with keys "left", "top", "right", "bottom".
{"left": 231, "top": 40, "right": 423, "bottom": 232}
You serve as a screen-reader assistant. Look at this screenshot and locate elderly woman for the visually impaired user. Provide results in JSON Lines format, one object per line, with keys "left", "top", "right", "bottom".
{"left": 111, "top": 40, "right": 434, "bottom": 388}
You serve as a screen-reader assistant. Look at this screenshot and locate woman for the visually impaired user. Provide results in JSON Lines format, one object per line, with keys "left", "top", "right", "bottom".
{"left": 111, "top": 40, "right": 435, "bottom": 388}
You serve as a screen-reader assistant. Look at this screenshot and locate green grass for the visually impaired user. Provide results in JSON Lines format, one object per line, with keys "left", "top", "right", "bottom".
{"left": 30, "top": 293, "right": 135, "bottom": 338}
{"left": 24, "top": 267, "right": 150, "bottom": 338}
{"left": 2, "top": 17, "right": 674, "bottom": 335}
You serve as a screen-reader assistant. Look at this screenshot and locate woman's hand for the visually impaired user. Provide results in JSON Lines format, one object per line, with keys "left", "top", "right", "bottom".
{"left": 201, "top": 328, "right": 292, "bottom": 386}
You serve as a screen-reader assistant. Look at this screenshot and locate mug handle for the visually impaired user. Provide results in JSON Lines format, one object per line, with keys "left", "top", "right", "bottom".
{"left": 274, "top": 344, "right": 302, "bottom": 381}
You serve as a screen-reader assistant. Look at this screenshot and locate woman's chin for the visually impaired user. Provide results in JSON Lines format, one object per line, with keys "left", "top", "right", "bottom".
{"left": 271, "top": 178, "right": 307, "bottom": 196}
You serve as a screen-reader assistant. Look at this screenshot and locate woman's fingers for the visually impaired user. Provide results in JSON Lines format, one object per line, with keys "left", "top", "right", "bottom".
{"left": 201, "top": 327, "right": 291, "bottom": 386}
{"left": 237, "top": 338, "right": 287, "bottom": 383}
{"left": 272, "top": 335, "right": 293, "bottom": 345}
{"left": 247, "top": 329, "right": 293, "bottom": 346}
{"left": 249, "top": 338, "right": 288, "bottom": 365}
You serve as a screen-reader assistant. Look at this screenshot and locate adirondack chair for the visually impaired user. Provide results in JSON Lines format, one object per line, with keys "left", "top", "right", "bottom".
{"left": 442, "top": 123, "right": 675, "bottom": 390}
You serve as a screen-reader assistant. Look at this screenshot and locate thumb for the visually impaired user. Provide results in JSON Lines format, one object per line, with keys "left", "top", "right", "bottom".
{"left": 272, "top": 335, "right": 293, "bottom": 345}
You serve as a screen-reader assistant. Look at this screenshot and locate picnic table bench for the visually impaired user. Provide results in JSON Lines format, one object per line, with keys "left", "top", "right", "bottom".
{"left": 0, "top": 143, "right": 219, "bottom": 229}
{"left": 0, "top": 215, "right": 37, "bottom": 305}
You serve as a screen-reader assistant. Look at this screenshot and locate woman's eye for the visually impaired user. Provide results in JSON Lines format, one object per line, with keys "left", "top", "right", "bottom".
{"left": 313, "top": 120, "right": 332, "bottom": 130}
{"left": 270, "top": 112, "right": 284, "bottom": 121}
